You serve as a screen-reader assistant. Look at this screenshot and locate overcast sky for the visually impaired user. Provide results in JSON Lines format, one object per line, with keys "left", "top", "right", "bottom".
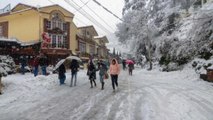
{"left": 0, "top": 0, "right": 125, "bottom": 51}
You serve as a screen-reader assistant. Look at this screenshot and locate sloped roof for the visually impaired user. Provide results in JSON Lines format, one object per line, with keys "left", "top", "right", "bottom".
{"left": 39, "top": 4, "right": 74, "bottom": 17}
{"left": 94, "top": 36, "right": 109, "bottom": 43}
{"left": 11, "top": 3, "right": 36, "bottom": 12}
{"left": 78, "top": 25, "right": 99, "bottom": 36}
{"left": 9, "top": 3, "right": 74, "bottom": 17}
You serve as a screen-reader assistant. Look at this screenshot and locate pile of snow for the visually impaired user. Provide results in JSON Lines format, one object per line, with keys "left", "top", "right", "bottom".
{"left": 191, "top": 58, "right": 213, "bottom": 74}
{"left": 0, "top": 55, "right": 16, "bottom": 76}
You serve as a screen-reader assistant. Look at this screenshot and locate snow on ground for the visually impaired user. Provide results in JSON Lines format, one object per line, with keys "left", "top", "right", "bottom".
{"left": 0, "top": 66, "right": 213, "bottom": 120}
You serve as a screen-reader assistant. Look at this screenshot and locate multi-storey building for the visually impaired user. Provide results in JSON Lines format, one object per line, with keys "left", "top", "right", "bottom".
{"left": 0, "top": 3, "right": 78, "bottom": 64}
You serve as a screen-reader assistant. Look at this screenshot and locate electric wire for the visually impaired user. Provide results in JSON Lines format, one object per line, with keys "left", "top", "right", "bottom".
{"left": 78, "top": 0, "right": 116, "bottom": 31}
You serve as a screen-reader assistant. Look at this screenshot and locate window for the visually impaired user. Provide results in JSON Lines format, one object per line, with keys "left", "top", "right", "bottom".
{"left": 52, "top": 21, "right": 57, "bottom": 29}
{"left": 63, "top": 36, "right": 67, "bottom": 48}
{"left": 46, "top": 21, "right": 51, "bottom": 29}
{"left": 0, "top": 26, "right": 3, "bottom": 36}
{"left": 86, "top": 31, "right": 90, "bottom": 35}
{"left": 50, "top": 34, "right": 67, "bottom": 48}
{"left": 89, "top": 45, "right": 95, "bottom": 55}
{"left": 51, "top": 12, "right": 64, "bottom": 30}
{"left": 63, "top": 23, "right": 67, "bottom": 31}
{"left": 52, "top": 35, "right": 56, "bottom": 48}
{"left": 79, "top": 42, "right": 86, "bottom": 53}
{"left": 49, "top": 34, "right": 52, "bottom": 47}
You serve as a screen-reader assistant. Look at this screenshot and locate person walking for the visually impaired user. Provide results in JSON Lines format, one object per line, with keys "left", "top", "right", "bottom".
{"left": 58, "top": 63, "right": 66, "bottom": 85}
{"left": 122, "top": 59, "right": 126, "bottom": 70}
{"left": 70, "top": 59, "right": 79, "bottom": 87}
{"left": 109, "top": 58, "right": 120, "bottom": 92}
{"left": 39, "top": 54, "right": 48, "bottom": 75}
{"left": 20, "top": 56, "right": 27, "bottom": 75}
{"left": 87, "top": 60, "right": 97, "bottom": 88}
{"left": 98, "top": 61, "right": 107, "bottom": 90}
{"left": 128, "top": 63, "right": 134, "bottom": 76}
{"left": 33, "top": 56, "right": 39, "bottom": 77}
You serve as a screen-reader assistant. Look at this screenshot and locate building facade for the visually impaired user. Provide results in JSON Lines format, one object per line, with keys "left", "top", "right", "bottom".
{"left": 76, "top": 26, "right": 98, "bottom": 59}
{"left": 0, "top": 3, "right": 78, "bottom": 64}
{"left": 94, "top": 36, "right": 109, "bottom": 59}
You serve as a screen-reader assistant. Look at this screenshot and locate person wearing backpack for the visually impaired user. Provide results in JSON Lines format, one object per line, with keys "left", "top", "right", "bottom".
{"left": 70, "top": 59, "right": 79, "bottom": 87}
{"left": 58, "top": 63, "right": 66, "bottom": 85}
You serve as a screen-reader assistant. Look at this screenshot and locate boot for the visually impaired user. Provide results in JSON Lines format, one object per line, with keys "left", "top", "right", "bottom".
{"left": 101, "top": 82, "right": 104, "bottom": 90}
{"left": 90, "top": 80, "right": 93, "bottom": 88}
{"left": 93, "top": 80, "right": 96, "bottom": 87}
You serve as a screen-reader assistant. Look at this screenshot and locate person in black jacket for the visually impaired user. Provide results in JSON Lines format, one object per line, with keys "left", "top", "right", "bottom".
{"left": 87, "top": 60, "right": 97, "bottom": 88}
{"left": 58, "top": 63, "right": 66, "bottom": 85}
{"left": 70, "top": 59, "right": 79, "bottom": 87}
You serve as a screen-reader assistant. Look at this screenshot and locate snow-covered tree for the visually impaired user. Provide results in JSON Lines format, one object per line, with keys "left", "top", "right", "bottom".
{"left": 116, "top": 0, "right": 213, "bottom": 71}
{"left": 0, "top": 55, "right": 16, "bottom": 94}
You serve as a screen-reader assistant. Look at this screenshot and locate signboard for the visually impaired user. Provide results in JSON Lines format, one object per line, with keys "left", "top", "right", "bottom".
{"left": 41, "top": 32, "right": 51, "bottom": 48}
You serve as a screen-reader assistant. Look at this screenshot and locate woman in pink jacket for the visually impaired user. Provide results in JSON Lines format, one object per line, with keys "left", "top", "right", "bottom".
{"left": 109, "top": 58, "right": 120, "bottom": 92}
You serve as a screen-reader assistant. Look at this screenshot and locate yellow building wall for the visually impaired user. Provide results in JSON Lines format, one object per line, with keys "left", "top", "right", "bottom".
{"left": 8, "top": 10, "right": 40, "bottom": 42}
{"left": 0, "top": 5, "right": 78, "bottom": 53}
{"left": 70, "top": 23, "right": 78, "bottom": 53}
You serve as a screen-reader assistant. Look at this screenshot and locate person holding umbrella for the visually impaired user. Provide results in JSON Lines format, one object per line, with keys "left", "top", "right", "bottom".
{"left": 126, "top": 59, "right": 134, "bottom": 75}
{"left": 70, "top": 59, "right": 79, "bottom": 87}
{"left": 58, "top": 63, "right": 66, "bottom": 85}
{"left": 128, "top": 62, "right": 134, "bottom": 75}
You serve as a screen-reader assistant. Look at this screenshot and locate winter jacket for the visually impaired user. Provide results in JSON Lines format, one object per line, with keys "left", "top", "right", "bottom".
{"left": 70, "top": 60, "right": 79, "bottom": 73}
{"left": 20, "top": 56, "right": 27, "bottom": 66}
{"left": 33, "top": 57, "right": 39, "bottom": 67}
{"left": 99, "top": 63, "right": 107, "bottom": 76}
{"left": 39, "top": 56, "right": 48, "bottom": 66}
{"left": 110, "top": 58, "right": 120, "bottom": 75}
{"left": 128, "top": 63, "right": 134, "bottom": 70}
{"left": 58, "top": 64, "right": 66, "bottom": 79}
{"left": 87, "top": 61, "right": 96, "bottom": 80}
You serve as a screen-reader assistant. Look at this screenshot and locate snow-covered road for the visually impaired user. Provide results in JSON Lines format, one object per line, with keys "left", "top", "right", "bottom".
{"left": 0, "top": 67, "right": 213, "bottom": 120}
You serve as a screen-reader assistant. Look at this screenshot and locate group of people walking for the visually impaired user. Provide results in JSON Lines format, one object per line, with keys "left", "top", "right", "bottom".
{"left": 57, "top": 58, "right": 121, "bottom": 92}
{"left": 58, "top": 59, "right": 79, "bottom": 86}
{"left": 32, "top": 53, "right": 48, "bottom": 76}
{"left": 87, "top": 58, "right": 120, "bottom": 91}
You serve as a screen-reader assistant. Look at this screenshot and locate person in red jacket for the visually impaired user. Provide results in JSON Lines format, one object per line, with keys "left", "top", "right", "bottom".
{"left": 109, "top": 58, "right": 120, "bottom": 92}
